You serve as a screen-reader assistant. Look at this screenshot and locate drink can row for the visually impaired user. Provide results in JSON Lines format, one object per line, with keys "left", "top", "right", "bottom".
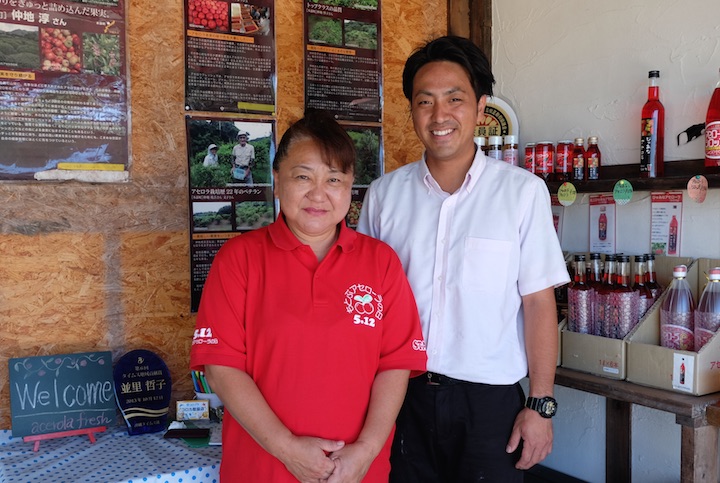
{"left": 523, "top": 140, "right": 574, "bottom": 181}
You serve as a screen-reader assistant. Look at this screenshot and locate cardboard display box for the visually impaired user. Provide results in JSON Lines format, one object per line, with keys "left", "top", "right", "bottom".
{"left": 627, "top": 258, "right": 720, "bottom": 395}
{"left": 561, "top": 255, "right": 693, "bottom": 380}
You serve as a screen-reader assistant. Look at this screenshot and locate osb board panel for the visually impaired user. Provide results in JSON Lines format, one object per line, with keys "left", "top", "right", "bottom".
{"left": 381, "top": 0, "right": 447, "bottom": 172}
{"left": 120, "top": 232, "right": 194, "bottom": 404}
{"left": 0, "top": 234, "right": 107, "bottom": 429}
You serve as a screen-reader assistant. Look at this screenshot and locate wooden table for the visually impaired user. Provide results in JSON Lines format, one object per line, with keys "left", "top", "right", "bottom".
{"left": 555, "top": 367, "right": 720, "bottom": 483}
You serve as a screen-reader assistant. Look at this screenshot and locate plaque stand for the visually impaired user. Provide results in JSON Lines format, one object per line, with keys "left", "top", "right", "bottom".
{"left": 23, "top": 426, "right": 107, "bottom": 451}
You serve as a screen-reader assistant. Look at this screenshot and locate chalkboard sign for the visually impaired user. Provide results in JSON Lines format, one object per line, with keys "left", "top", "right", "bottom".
{"left": 9, "top": 351, "right": 116, "bottom": 438}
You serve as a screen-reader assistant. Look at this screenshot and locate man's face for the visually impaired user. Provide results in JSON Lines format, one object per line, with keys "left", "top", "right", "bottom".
{"left": 238, "top": 135, "right": 247, "bottom": 146}
{"left": 410, "top": 61, "right": 486, "bottom": 166}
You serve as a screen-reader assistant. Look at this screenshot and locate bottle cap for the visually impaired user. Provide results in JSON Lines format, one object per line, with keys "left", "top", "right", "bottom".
{"left": 525, "top": 142, "right": 536, "bottom": 147}
{"left": 489, "top": 135, "right": 503, "bottom": 146}
{"left": 574, "top": 137, "right": 585, "bottom": 145}
{"left": 673, "top": 265, "right": 688, "bottom": 277}
{"left": 504, "top": 135, "right": 517, "bottom": 144}
{"left": 474, "top": 136, "right": 487, "bottom": 146}
{"left": 649, "top": 70, "right": 660, "bottom": 78}
{"left": 588, "top": 136, "right": 599, "bottom": 144}
{"left": 634, "top": 254, "right": 646, "bottom": 262}
{"left": 574, "top": 254, "right": 586, "bottom": 261}
{"left": 709, "top": 268, "right": 720, "bottom": 280}
{"left": 590, "top": 252, "right": 601, "bottom": 259}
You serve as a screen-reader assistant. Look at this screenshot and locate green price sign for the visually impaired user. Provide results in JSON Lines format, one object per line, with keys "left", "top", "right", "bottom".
{"left": 613, "top": 179, "right": 633, "bottom": 205}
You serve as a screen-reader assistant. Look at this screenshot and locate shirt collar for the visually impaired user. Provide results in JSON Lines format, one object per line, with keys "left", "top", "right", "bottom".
{"left": 268, "top": 212, "right": 356, "bottom": 253}
{"left": 420, "top": 146, "right": 486, "bottom": 194}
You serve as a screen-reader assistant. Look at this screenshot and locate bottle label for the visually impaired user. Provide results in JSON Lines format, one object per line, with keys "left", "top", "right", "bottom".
{"left": 706, "top": 120, "right": 720, "bottom": 162}
{"left": 661, "top": 324, "right": 694, "bottom": 351}
{"left": 695, "top": 327, "right": 715, "bottom": 351}
{"left": 587, "top": 156, "right": 599, "bottom": 180}
{"left": 572, "top": 155, "right": 584, "bottom": 179}
{"left": 640, "top": 117, "right": 657, "bottom": 172}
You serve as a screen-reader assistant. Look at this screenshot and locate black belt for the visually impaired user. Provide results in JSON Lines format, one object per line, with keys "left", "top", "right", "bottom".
{"left": 424, "top": 372, "right": 469, "bottom": 386}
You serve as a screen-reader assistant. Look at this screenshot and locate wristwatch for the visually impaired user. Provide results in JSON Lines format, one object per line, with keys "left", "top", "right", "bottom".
{"left": 525, "top": 396, "right": 557, "bottom": 418}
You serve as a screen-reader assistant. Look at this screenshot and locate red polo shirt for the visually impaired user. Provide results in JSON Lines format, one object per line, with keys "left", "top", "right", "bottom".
{"left": 190, "top": 216, "right": 426, "bottom": 482}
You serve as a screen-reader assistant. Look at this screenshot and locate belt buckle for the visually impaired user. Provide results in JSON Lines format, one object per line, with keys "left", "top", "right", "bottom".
{"left": 426, "top": 372, "right": 440, "bottom": 386}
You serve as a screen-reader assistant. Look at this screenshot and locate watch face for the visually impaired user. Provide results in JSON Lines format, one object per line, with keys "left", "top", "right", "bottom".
{"left": 543, "top": 399, "right": 557, "bottom": 416}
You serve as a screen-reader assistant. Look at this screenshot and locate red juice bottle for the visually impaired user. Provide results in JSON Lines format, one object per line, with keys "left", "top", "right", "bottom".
{"left": 598, "top": 254, "right": 617, "bottom": 337}
{"left": 705, "top": 68, "right": 720, "bottom": 174}
{"left": 568, "top": 254, "right": 593, "bottom": 334}
{"left": 632, "top": 255, "right": 654, "bottom": 319}
{"left": 571, "top": 138, "right": 585, "bottom": 182}
{"left": 586, "top": 136, "right": 601, "bottom": 180}
{"left": 610, "top": 255, "right": 639, "bottom": 339}
{"left": 644, "top": 253, "right": 663, "bottom": 300}
{"left": 640, "top": 70, "right": 665, "bottom": 178}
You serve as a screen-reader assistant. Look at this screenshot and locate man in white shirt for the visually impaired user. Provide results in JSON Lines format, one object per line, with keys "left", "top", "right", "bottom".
{"left": 357, "top": 36, "right": 570, "bottom": 482}
{"left": 231, "top": 132, "right": 255, "bottom": 183}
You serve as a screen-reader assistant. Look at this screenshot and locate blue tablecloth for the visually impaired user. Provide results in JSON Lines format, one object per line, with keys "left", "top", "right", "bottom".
{"left": 0, "top": 426, "right": 221, "bottom": 483}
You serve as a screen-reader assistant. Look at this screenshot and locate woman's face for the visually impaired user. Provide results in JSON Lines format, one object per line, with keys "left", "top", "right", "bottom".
{"left": 273, "top": 137, "right": 353, "bottom": 244}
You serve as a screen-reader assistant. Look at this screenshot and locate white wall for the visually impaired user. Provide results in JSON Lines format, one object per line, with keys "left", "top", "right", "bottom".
{"left": 494, "top": 1, "right": 720, "bottom": 481}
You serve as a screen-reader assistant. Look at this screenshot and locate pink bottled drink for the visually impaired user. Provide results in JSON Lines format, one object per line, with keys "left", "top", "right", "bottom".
{"left": 598, "top": 254, "right": 617, "bottom": 337}
{"left": 660, "top": 265, "right": 695, "bottom": 350}
{"left": 705, "top": 68, "right": 720, "bottom": 174}
{"left": 609, "top": 255, "right": 639, "bottom": 339}
{"left": 644, "top": 253, "right": 663, "bottom": 300}
{"left": 633, "top": 255, "right": 654, "bottom": 319}
{"left": 695, "top": 268, "right": 720, "bottom": 350}
{"left": 568, "top": 254, "right": 593, "bottom": 334}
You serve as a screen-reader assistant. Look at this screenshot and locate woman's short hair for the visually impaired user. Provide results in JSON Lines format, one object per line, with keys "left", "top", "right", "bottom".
{"left": 273, "top": 109, "right": 356, "bottom": 174}
{"left": 402, "top": 36, "right": 495, "bottom": 103}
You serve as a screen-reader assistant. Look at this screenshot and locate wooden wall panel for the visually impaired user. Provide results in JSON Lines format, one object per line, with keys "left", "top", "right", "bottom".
{"left": 0, "top": 0, "right": 446, "bottom": 429}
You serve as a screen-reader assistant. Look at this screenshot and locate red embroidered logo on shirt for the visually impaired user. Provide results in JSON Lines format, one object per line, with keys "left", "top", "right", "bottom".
{"left": 344, "top": 284, "right": 383, "bottom": 328}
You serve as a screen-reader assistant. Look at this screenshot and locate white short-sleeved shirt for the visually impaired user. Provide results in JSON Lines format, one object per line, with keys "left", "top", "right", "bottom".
{"left": 357, "top": 148, "right": 570, "bottom": 384}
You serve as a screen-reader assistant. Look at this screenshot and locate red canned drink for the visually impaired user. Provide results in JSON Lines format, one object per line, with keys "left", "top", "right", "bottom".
{"left": 524, "top": 143, "right": 536, "bottom": 173}
{"left": 555, "top": 140, "right": 573, "bottom": 182}
{"left": 535, "top": 142, "right": 554, "bottom": 180}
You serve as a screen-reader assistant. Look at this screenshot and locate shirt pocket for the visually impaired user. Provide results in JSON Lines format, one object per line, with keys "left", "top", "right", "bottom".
{"left": 461, "top": 237, "right": 511, "bottom": 292}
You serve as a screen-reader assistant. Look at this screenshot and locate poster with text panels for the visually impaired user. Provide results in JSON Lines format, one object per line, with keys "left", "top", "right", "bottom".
{"left": 304, "top": 0, "right": 381, "bottom": 123}
{"left": 0, "top": 0, "right": 129, "bottom": 181}
{"left": 186, "top": 116, "right": 276, "bottom": 312}
{"left": 184, "top": 0, "right": 276, "bottom": 115}
{"left": 341, "top": 123, "right": 382, "bottom": 228}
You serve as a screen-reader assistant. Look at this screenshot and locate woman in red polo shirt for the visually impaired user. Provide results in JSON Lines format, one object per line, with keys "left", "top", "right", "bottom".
{"left": 190, "top": 109, "right": 426, "bottom": 482}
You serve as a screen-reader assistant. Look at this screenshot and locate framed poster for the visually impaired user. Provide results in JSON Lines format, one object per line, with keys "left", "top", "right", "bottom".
{"left": 0, "top": 1, "right": 130, "bottom": 181}
{"left": 186, "top": 116, "right": 276, "bottom": 311}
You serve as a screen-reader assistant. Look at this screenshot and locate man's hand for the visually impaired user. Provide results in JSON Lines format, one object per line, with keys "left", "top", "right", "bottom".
{"left": 505, "top": 407, "right": 553, "bottom": 470}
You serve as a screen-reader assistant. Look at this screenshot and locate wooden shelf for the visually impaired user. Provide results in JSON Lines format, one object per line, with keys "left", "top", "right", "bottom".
{"left": 545, "top": 159, "right": 720, "bottom": 193}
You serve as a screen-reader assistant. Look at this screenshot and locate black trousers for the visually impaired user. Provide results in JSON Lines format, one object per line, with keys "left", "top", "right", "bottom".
{"left": 390, "top": 374, "right": 525, "bottom": 483}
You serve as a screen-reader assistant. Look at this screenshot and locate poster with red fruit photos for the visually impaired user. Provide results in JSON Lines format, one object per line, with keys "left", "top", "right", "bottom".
{"left": 0, "top": 0, "right": 129, "bottom": 181}
{"left": 184, "top": 0, "right": 276, "bottom": 114}
{"left": 341, "top": 124, "right": 383, "bottom": 228}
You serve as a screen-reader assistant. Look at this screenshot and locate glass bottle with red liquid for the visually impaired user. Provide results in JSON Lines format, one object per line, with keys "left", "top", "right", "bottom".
{"left": 568, "top": 254, "right": 593, "bottom": 334}
{"left": 571, "top": 138, "right": 585, "bottom": 182}
{"left": 704, "top": 68, "right": 720, "bottom": 174}
{"left": 660, "top": 264, "right": 695, "bottom": 351}
{"left": 668, "top": 214, "right": 678, "bottom": 255}
{"left": 640, "top": 70, "right": 665, "bottom": 178}
{"left": 598, "top": 254, "right": 617, "bottom": 337}
{"left": 588, "top": 253, "right": 603, "bottom": 335}
{"left": 586, "top": 136, "right": 601, "bottom": 180}
{"left": 610, "top": 255, "right": 640, "bottom": 339}
{"left": 644, "top": 253, "right": 663, "bottom": 300}
{"left": 554, "top": 140, "right": 573, "bottom": 182}
{"left": 695, "top": 267, "right": 720, "bottom": 351}
{"left": 633, "top": 255, "right": 654, "bottom": 320}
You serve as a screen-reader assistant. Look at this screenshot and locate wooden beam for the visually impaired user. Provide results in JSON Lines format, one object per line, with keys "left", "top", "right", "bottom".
{"left": 606, "top": 398, "right": 632, "bottom": 483}
{"left": 448, "top": 0, "right": 492, "bottom": 63}
{"left": 681, "top": 425, "right": 718, "bottom": 483}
